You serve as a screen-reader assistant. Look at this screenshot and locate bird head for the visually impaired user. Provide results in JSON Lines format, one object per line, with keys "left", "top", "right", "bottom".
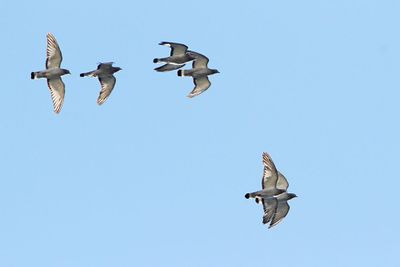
{"left": 62, "top": 69, "right": 71, "bottom": 75}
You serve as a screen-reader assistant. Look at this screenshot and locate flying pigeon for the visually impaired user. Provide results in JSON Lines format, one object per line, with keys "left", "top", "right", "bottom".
{"left": 177, "top": 51, "right": 219, "bottom": 98}
{"left": 80, "top": 62, "right": 122, "bottom": 105}
{"left": 153, "top": 42, "right": 195, "bottom": 72}
{"left": 245, "top": 152, "right": 297, "bottom": 228}
{"left": 31, "top": 33, "right": 70, "bottom": 113}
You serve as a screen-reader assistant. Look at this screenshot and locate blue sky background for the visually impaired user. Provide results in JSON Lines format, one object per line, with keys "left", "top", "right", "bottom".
{"left": 0, "top": 0, "right": 399, "bottom": 266}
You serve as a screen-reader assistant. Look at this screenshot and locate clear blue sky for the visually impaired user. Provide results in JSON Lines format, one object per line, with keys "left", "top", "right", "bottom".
{"left": 0, "top": 0, "right": 399, "bottom": 266}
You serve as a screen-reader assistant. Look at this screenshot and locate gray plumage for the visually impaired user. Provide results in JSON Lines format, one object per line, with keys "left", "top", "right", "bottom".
{"left": 245, "top": 152, "right": 287, "bottom": 201}
{"left": 80, "top": 62, "right": 122, "bottom": 105}
{"left": 31, "top": 33, "right": 70, "bottom": 114}
{"left": 154, "top": 63, "right": 185, "bottom": 72}
{"left": 262, "top": 192, "right": 297, "bottom": 229}
{"left": 177, "top": 51, "right": 219, "bottom": 98}
{"left": 153, "top": 42, "right": 195, "bottom": 72}
{"left": 245, "top": 152, "right": 297, "bottom": 228}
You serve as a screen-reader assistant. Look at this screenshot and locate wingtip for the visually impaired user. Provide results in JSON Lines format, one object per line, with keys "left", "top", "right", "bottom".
{"left": 46, "top": 32, "right": 54, "bottom": 39}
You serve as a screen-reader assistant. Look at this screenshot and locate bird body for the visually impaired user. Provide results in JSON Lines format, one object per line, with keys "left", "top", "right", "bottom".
{"left": 80, "top": 62, "right": 121, "bottom": 105}
{"left": 31, "top": 68, "right": 70, "bottom": 80}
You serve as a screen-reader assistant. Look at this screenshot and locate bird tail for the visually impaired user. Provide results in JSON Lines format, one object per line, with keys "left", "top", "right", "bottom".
{"left": 31, "top": 71, "right": 45, "bottom": 79}
{"left": 245, "top": 192, "right": 257, "bottom": 199}
{"left": 80, "top": 71, "right": 96, "bottom": 77}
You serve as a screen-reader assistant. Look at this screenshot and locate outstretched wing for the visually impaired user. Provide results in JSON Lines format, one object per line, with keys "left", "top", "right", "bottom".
{"left": 188, "top": 51, "right": 209, "bottom": 69}
{"left": 46, "top": 33, "right": 62, "bottom": 69}
{"left": 269, "top": 201, "right": 290, "bottom": 229}
{"left": 97, "top": 75, "right": 116, "bottom": 105}
{"left": 46, "top": 78, "right": 65, "bottom": 114}
{"left": 159, "top": 42, "right": 189, "bottom": 56}
{"left": 262, "top": 198, "right": 277, "bottom": 225}
{"left": 187, "top": 76, "right": 211, "bottom": 98}
{"left": 97, "top": 62, "right": 114, "bottom": 70}
{"left": 261, "top": 152, "right": 279, "bottom": 190}
{"left": 154, "top": 63, "right": 185, "bottom": 72}
{"left": 277, "top": 171, "right": 289, "bottom": 191}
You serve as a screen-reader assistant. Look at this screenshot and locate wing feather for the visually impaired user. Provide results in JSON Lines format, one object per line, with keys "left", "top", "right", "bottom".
{"left": 187, "top": 76, "right": 211, "bottom": 98}
{"left": 46, "top": 78, "right": 65, "bottom": 113}
{"left": 261, "top": 152, "right": 279, "bottom": 190}
{"left": 269, "top": 201, "right": 290, "bottom": 228}
{"left": 277, "top": 171, "right": 289, "bottom": 191}
{"left": 262, "top": 198, "right": 277, "bottom": 225}
{"left": 189, "top": 52, "right": 209, "bottom": 69}
{"left": 154, "top": 63, "right": 185, "bottom": 72}
{"left": 97, "top": 75, "right": 116, "bottom": 105}
{"left": 46, "top": 33, "right": 62, "bottom": 69}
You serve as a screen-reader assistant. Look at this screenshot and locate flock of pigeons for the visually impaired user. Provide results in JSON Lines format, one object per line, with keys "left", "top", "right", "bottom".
{"left": 30, "top": 33, "right": 296, "bottom": 229}
{"left": 30, "top": 34, "right": 219, "bottom": 113}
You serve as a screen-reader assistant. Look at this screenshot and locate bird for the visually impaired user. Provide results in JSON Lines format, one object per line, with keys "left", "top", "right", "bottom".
{"left": 177, "top": 51, "right": 219, "bottom": 98}
{"left": 245, "top": 152, "right": 297, "bottom": 228}
{"left": 31, "top": 33, "right": 70, "bottom": 114}
{"left": 153, "top": 42, "right": 195, "bottom": 72}
{"left": 80, "top": 62, "right": 122, "bottom": 105}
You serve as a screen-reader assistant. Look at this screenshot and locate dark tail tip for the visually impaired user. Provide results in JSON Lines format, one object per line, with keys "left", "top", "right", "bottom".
{"left": 79, "top": 73, "right": 84, "bottom": 77}
{"left": 177, "top": 70, "right": 183, "bottom": 76}
{"left": 245, "top": 193, "right": 250, "bottom": 199}
{"left": 30, "top": 72, "right": 35, "bottom": 79}
{"left": 153, "top": 58, "right": 158, "bottom": 63}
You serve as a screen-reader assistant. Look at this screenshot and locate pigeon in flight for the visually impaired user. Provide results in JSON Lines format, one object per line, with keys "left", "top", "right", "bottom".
{"left": 153, "top": 42, "right": 195, "bottom": 72}
{"left": 31, "top": 33, "right": 70, "bottom": 113}
{"left": 245, "top": 152, "right": 297, "bottom": 228}
{"left": 80, "top": 62, "right": 122, "bottom": 105}
{"left": 177, "top": 51, "right": 219, "bottom": 98}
